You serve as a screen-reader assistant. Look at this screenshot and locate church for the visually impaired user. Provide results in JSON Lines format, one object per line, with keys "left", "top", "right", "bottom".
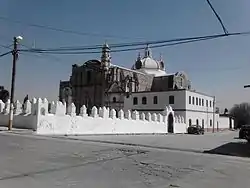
{"left": 59, "top": 43, "right": 231, "bottom": 131}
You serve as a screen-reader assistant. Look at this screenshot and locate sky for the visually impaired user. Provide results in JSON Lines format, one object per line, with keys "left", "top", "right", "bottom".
{"left": 0, "top": 0, "right": 250, "bottom": 110}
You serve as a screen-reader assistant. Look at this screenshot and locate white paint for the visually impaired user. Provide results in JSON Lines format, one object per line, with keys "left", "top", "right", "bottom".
{"left": 0, "top": 96, "right": 232, "bottom": 135}
{"left": 123, "top": 89, "right": 232, "bottom": 132}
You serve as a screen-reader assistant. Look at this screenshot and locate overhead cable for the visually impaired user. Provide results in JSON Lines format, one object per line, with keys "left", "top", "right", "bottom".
{"left": 206, "top": 0, "right": 228, "bottom": 34}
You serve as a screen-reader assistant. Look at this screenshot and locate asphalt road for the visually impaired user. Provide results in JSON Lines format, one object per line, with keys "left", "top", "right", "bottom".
{"left": 0, "top": 131, "right": 250, "bottom": 188}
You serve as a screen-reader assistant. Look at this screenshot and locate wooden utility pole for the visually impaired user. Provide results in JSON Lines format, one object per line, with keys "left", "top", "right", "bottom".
{"left": 8, "top": 36, "right": 22, "bottom": 130}
{"left": 8, "top": 37, "right": 18, "bottom": 130}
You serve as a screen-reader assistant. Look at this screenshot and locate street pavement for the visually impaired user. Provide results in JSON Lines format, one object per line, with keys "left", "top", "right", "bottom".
{"left": 59, "top": 131, "right": 242, "bottom": 153}
{"left": 0, "top": 130, "right": 250, "bottom": 187}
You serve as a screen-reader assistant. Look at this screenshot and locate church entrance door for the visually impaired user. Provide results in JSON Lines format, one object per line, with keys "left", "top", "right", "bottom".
{"left": 168, "top": 113, "right": 174, "bottom": 133}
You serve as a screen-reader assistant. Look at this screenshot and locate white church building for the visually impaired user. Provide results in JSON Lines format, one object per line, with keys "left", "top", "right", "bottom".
{"left": 0, "top": 43, "right": 233, "bottom": 135}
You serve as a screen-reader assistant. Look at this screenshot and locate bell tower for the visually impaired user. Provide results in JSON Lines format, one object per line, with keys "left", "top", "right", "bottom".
{"left": 101, "top": 42, "right": 111, "bottom": 70}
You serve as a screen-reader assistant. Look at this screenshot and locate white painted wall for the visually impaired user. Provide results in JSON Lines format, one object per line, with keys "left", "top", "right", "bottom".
{"left": 0, "top": 99, "right": 37, "bottom": 130}
{"left": 0, "top": 98, "right": 187, "bottom": 135}
{"left": 185, "top": 90, "right": 214, "bottom": 113}
{"left": 218, "top": 116, "right": 233, "bottom": 130}
{"left": 124, "top": 90, "right": 186, "bottom": 112}
{"left": 123, "top": 89, "right": 232, "bottom": 132}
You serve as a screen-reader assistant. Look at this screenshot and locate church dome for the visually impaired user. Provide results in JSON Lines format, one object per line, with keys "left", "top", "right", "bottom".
{"left": 131, "top": 45, "right": 167, "bottom": 77}
{"left": 141, "top": 57, "right": 160, "bottom": 69}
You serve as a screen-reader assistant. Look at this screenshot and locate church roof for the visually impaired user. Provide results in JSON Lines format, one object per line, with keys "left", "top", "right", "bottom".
{"left": 131, "top": 45, "right": 167, "bottom": 77}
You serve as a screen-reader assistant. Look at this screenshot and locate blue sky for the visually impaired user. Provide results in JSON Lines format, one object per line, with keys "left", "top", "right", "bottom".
{"left": 0, "top": 0, "right": 250, "bottom": 110}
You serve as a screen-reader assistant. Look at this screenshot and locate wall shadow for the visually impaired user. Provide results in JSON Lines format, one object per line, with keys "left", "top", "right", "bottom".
{"left": 204, "top": 141, "right": 250, "bottom": 158}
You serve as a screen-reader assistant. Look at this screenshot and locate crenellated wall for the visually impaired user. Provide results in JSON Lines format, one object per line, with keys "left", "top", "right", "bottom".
{"left": 0, "top": 98, "right": 38, "bottom": 130}
{"left": 0, "top": 98, "right": 187, "bottom": 135}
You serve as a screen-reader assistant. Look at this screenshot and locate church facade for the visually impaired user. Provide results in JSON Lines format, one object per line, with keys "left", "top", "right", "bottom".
{"left": 59, "top": 43, "right": 191, "bottom": 113}
{"left": 59, "top": 43, "right": 232, "bottom": 131}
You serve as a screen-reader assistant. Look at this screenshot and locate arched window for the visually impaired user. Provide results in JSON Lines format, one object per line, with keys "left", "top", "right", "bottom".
{"left": 133, "top": 97, "right": 138, "bottom": 105}
{"left": 196, "top": 119, "right": 199, "bottom": 125}
{"left": 192, "top": 97, "right": 195, "bottom": 105}
{"left": 142, "top": 97, "right": 147, "bottom": 105}
{"left": 189, "top": 96, "right": 191, "bottom": 104}
{"left": 153, "top": 96, "right": 158, "bottom": 104}
{"left": 189, "top": 119, "right": 192, "bottom": 126}
{"left": 112, "top": 97, "right": 116, "bottom": 103}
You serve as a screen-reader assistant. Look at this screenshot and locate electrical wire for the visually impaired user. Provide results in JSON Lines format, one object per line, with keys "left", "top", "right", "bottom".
{"left": 0, "top": 15, "right": 141, "bottom": 40}
{"left": 0, "top": 51, "right": 12, "bottom": 57}
{"left": 19, "top": 31, "right": 250, "bottom": 55}
{"left": 206, "top": 0, "right": 228, "bottom": 34}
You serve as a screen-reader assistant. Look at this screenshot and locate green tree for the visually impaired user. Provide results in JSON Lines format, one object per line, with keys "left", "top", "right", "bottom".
{"left": 230, "top": 103, "right": 250, "bottom": 128}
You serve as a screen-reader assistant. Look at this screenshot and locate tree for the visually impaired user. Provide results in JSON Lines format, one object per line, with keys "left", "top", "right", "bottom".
{"left": 224, "top": 108, "right": 228, "bottom": 114}
{"left": 0, "top": 89, "right": 9, "bottom": 103}
{"left": 230, "top": 103, "right": 250, "bottom": 129}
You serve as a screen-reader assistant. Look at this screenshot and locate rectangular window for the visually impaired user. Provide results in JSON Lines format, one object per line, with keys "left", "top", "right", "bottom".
{"left": 210, "top": 101, "right": 212, "bottom": 107}
{"left": 199, "top": 98, "right": 201, "bottom": 106}
{"left": 142, "top": 97, "right": 147, "bottom": 105}
{"left": 169, "top": 95, "right": 174, "bottom": 104}
{"left": 133, "top": 97, "right": 138, "bottom": 105}
{"left": 189, "top": 96, "right": 191, "bottom": 104}
{"left": 202, "top": 99, "right": 204, "bottom": 106}
{"left": 206, "top": 100, "right": 208, "bottom": 107}
{"left": 196, "top": 97, "right": 198, "bottom": 105}
{"left": 192, "top": 97, "right": 194, "bottom": 105}
{"left": 153, "top": 96, "right": 158, "bottom": 104}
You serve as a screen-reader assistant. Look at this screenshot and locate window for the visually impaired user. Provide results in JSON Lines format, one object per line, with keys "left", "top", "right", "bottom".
{"left": 206, "top": 100, "right": 208, "bottom": 107}
{"left": 210, "top": 101, "right": 212, "bottom": 107}
{"left": 133, "top": 97, "right": 138, "bottom": 105}
{"left": 142, "top": 97, "right": 147, "bottom": 105}
{"left": 202, "top": 119, "right": 204, "bottom": 128}
{"left": 189, "top": 119, "right": 192, "bottom": 126}
{"left": 210, "top": 119, "right": 212, "bottom": 127}
{"left": 196, "top": 119, "right": 199, "bottom": 125}
{"left": 112, "top": 97, "right": 116, "bottom": 103}
{"left": 196, "top": 97, "right": 198, "bottom": 105}
{"left": 199, "top": 98, "right": 201, "bottom": 106}
{"left": 192, "top": 97, "right": 195, "bottom": 105}
{"left": 202, "top": 99, "right": 204, "bottom": 106}
{"left": 189, "top": 96, "right": 191, "bottom": 104}
{"left": 169, "top": 95, "right": 174, "bottom": 104}
{"left": 153, "top": 96, "right": 158, "bottom": 104}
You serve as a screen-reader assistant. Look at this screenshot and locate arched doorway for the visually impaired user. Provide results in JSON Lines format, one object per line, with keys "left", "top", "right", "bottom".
{"left": 168, "top": 113, "right": 174, "bottom": 133}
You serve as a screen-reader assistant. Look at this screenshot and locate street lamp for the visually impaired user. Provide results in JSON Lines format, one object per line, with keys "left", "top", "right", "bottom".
{"left": 8, "top": 36, "right": 23, "bottom": 131}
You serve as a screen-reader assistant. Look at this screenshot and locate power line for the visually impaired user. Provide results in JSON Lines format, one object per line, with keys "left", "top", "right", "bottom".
{"left": 19, "top": 31, "right": 250, "bottom": 55}
{"left": 19, "top": 43, "right": 63, "bottom": 62}
{"left": 0, "top": 51, "right": 12, "bottom": 58}
{"left": 0, "top": 15, "right": 141, "bottom": 40}
{"left": 206, "top": 0, "right": 228, "bottom": 34}
{"left": 0, "top": 43, "right": 12, "bottom": 50}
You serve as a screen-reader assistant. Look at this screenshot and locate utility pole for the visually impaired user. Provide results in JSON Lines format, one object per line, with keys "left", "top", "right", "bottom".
{"left": 8, "top": 36, "right": 22, "bottom": 131}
